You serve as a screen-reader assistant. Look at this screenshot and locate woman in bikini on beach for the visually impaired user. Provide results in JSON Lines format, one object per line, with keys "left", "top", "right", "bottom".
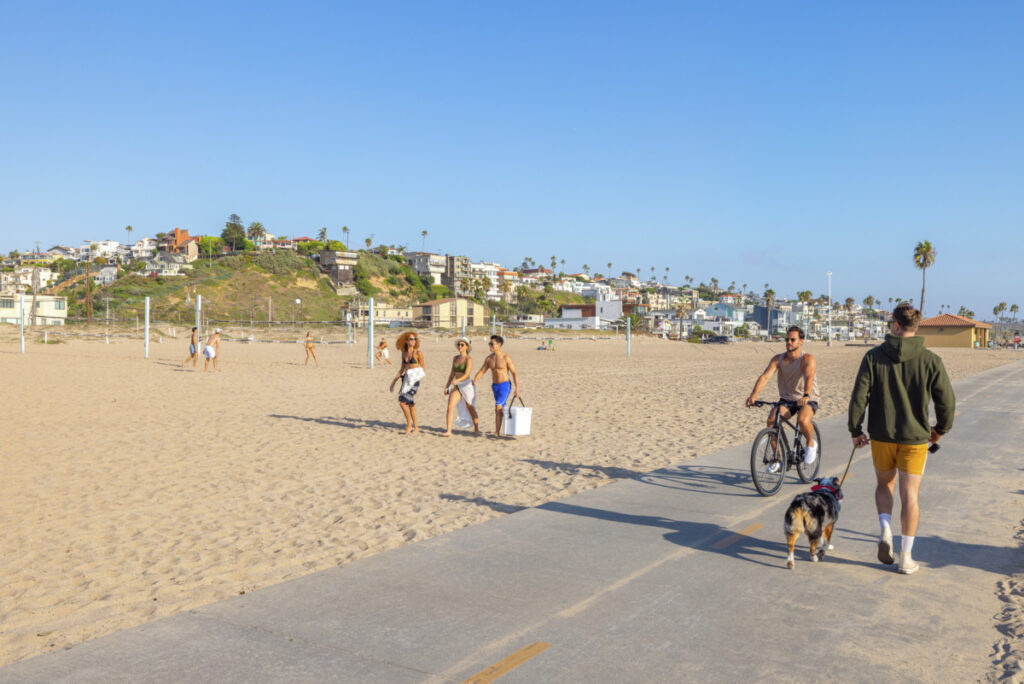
{"left": 304, "top": 331, "right": 318, "bottom": 366}
{"left": 442, "top": 337, "right": 479, "bottom": 437}
{"left": 390, "top": 331, "right": 425, "bottom": 433}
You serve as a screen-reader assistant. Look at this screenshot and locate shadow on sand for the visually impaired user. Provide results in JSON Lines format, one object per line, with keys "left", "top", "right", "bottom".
{"left": 268, "top": 413, "right": 446, "bottom": 434}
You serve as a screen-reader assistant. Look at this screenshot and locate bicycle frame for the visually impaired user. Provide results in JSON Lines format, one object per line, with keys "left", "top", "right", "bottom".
{"left": 767, "top": 404, "right": 805, "bottom": 462}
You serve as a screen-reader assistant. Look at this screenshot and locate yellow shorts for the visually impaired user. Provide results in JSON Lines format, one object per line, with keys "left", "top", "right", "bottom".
{"left": 871, "top": 440, "right": 928, "bottom": 475}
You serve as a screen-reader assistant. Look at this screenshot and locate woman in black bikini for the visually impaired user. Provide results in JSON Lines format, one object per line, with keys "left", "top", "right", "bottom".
{"left": 390, "top": 331, "right": 425, "bottom": 434}
{"left": 442, "top": 337, "right": 479, "bottom": 436}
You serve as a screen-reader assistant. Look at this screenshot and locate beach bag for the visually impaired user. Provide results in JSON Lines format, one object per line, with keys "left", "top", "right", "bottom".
{"left": 503, "top": 396, "right": 532, "bottom": 436}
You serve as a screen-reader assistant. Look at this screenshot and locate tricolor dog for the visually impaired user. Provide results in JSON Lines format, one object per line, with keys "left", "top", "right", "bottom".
{"left": 783, "top": 476, "right": 843, "bottom": 569}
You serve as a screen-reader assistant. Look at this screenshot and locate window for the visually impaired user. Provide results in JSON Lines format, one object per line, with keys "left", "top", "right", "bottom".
{"left": 0, "top": 299, "right": 13, "bottom": 309}
{"left": 55, "top": 300, "right": 66, "bottom": 310}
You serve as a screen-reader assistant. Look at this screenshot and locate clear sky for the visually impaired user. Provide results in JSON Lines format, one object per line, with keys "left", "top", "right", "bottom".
{"left": 1, "top": 1, "right": 1021, "bottom": 320}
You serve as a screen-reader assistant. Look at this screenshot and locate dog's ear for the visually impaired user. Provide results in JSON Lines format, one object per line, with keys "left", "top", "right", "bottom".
{"left": 813, "top": 477, "right": 822, "bottom": 484}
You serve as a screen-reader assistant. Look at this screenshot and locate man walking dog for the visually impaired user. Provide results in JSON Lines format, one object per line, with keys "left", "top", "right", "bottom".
{"left": 848, "top": 303, "right": 955, "bottom": 574}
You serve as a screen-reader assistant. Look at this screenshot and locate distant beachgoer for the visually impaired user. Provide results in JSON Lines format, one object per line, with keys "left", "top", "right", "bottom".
{"left": 304, "top": 331, "right": 318, "bottom": 366}
{"left": 390, "top": 331, "right": 425, "bottom": 434}
{"left": 548, "top": 337, "right": 555, "bottom": 351}
{"left": 182, "top": 326, "right": 198, "bottom": 368}
{"left": 443, "top": 337, "right": 479, "bottom": 437}
{"left": 472, "top": 334, "right": 520, "bottom": 437}
{"left": 203, "top": 328, "right": 221, "bottom": 372}
{"left": 375, "top": 338, "right": 392, "bottom": 365}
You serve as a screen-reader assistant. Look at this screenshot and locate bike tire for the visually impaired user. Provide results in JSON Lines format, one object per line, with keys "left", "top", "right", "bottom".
{"left": 796, "top": 422, "right": 823, "bottom": 483}
{"left": 751, "top": 427, "right": 786, "bottom": 496}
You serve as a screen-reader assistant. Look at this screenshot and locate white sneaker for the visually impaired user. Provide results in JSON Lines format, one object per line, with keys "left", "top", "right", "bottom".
{"left": 766, "top": 461, "right": 781, "bottom": 474}
{"left": 804, "top": 443, "right": 817, "bottom": 465}
{"left": 898, "top": 551, "right": 919, "bottom": 574}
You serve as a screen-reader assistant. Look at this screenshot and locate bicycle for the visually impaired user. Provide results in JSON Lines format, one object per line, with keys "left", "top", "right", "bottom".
{"left": 748, "top": 400, "right": 822, "bottom": 496}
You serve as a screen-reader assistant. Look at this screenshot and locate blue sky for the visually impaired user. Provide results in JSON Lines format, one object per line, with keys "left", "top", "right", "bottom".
{"left": 1, "top": 1, "right": 1021, "bottom": 319}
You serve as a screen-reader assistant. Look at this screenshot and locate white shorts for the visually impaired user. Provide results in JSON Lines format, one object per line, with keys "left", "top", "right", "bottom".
{"left": 203, "top": 345, "right": 216, "bottom": 359}
{"left": 381, "top": 348, "right": 389, "bottom": 359}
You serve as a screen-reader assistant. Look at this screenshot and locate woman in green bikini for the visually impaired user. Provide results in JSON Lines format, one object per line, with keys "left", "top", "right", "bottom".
{"left": 442, "top": 337, "right": 479, "bottom": 436}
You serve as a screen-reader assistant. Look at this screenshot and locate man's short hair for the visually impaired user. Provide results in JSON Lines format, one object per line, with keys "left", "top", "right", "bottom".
{"left": 892, "top": 303, "right": 921, "bottom": 332}
{"left": 490, "top": 334, "right": 504, "bottom": 346}
{"left": 786, "top": 325, "right": 805, "bottom": 340}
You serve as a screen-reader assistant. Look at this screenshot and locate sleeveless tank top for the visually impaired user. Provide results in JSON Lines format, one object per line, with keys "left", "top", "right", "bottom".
{"left": 777, "top": 353, "right": 820, "bottom": 402}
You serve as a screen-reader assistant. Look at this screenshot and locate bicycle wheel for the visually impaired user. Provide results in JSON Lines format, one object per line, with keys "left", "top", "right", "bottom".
{"left": 797, "top": 422, "right": 823, "bottom": 483}
{"left": 751, "top": 427, "right": 786, "bottom": 496}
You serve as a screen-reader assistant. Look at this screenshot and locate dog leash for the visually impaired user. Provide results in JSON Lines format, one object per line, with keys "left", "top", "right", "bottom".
{"left": 838, "top": 445, "right": 857, "bottom": 489}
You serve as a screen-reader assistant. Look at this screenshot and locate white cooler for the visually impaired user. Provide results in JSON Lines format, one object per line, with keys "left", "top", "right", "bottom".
{"left": 503, "top": 397, "right": 532, "bottom": 436}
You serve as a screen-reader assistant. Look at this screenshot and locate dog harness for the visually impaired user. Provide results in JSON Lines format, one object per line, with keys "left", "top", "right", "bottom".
{"left": 811, "top": 484, "right": 841, "bottom": 513}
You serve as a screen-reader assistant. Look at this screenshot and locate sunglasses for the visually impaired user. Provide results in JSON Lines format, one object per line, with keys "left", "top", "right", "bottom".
{"left": 457, "top": 342, "right": 467, "bottom": 347}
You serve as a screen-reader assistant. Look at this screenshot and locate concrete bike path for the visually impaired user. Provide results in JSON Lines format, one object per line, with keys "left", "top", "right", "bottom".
{"left": 3, "top": 361, "right": 1023, "bottom": 683}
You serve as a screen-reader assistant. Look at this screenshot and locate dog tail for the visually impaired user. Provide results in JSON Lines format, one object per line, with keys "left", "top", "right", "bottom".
{"left": 784, "top": 507, "right": 809, "bottom": 537}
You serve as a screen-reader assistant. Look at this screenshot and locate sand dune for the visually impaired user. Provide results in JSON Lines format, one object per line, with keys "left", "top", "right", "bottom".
{"left": 0, "top": 331, "right": 1017, "bottom": 665}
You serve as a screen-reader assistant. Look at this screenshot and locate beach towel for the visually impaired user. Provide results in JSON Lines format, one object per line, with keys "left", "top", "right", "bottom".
{"left": 399, "top": 367, "right": 425, "bottom": 406}
{"left": 453, "top": 379, "right": 477, "bottom": 429}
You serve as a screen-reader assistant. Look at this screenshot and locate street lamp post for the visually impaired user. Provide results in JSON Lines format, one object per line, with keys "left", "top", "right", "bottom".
{"left": 827, "top": 271, "right": 832, "bottom": 347}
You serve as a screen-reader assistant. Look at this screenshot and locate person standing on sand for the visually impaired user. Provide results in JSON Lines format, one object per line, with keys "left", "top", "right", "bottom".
{"left": 182, "top": 326, "right": 198, "bottom": 368}
{"left": 203, "top": 328, "right": 221, "bottom": 372}
{"left": 443, "top": 337, "right": 479, "bottom": 437}
{"left": 390, "top": 331, "right": 425, "bottom": 434}
{"left": 304, "top": 331, "right": 318, "bottom": 366}
{"left": 472, "top": 335, "right": 520, "bottom": 437}
{"left": 746, "top": 325, "right": 820, "bottom": 470}
{"left": 849, "top": 302, "right": 955, "bottom": 575}
{"left": 375, "top": 338, "right": 392, "bottom": 365}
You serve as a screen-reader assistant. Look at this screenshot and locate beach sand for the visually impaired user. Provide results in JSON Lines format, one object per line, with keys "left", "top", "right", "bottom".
{"left": 0, "top": 331, "right": 1018, "bottom": 666}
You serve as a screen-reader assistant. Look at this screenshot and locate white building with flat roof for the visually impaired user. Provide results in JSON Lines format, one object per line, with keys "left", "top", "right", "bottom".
{"left": 0, "top": 294, "right": 68, "bottom": 325}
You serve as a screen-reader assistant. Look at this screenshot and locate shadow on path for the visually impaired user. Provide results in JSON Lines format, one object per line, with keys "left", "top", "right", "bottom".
{"left": 638, "top": 464, "right": 761, "bottom": 498}
{"left": 520, "top": 459, "right": 642, "bottom": 480}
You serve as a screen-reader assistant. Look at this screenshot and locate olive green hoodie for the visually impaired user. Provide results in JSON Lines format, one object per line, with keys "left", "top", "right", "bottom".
{"left": 848, "top": 334, "right": 955, "bottom": 444}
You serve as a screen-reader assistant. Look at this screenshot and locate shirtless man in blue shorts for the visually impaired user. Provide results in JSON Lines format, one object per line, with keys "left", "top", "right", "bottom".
{"left": 472, "top": 335, "right": 520, "bottom": 437}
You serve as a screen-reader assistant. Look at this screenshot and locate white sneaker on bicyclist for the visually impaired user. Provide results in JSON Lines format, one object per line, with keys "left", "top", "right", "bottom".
{"left": 804, "top": 443, "right": 817, "bottom": 465}
{"left": 765, "top": 461, "right": 781, "bottom": 474}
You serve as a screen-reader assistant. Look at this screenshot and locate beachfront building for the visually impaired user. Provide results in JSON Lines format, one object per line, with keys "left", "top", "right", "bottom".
{"left": 79, "top": 240, "right": 122, "bottom": 262}
{"left": 406, "top": 252, "right": 447, "bottom": 286}
{"left": 704, "top": 303, "right": 744, "bottom": 322}
{"left": 0, "top": 294, "right": 68, "bottom": 325}
{"left": 544, "top": 298, "right": 633, "bottom": 330}
{"left": 319, "top": 250, "right": 359, "bottom": 286}
{"left": 416, "top": 297, "right": 489, "bottom": 329}
{"left": 347, "top": 303, "right": 416, "bottom": 327}
{"left": 470, "top": 261, "right": 502, "bottom": 301}
{"left": 92, "top": 265, "right": 119, "bottom": 285}
{"left": 917, "top": 314, "right": 992, "bottom": 348}
{"left": 442, "top": 255, "right": 473, "bottom": 297}
{"left": 507, "top": 314, "right": 545, "bottom": 327}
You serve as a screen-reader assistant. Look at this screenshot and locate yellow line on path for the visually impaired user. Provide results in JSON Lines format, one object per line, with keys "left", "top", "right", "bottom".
{"left": 462, "top": 642, "right": 551, "bottom": 684}
{"left": 710, "top": 523, "right": 763, "bottom": 549}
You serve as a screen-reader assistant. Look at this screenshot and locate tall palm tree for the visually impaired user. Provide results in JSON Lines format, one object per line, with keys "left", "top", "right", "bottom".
{"left": 607, "top": 262, "right": 613, "bottom": 279}
{"left": 342, "top": 226, "right": 350, "bottom": 249}
{"left": 1011, "top": 303, "right": 1020, "bottom": 323}
{"left": 912, "top": 240, "right": 936, "bottom": 315}
{"left": 125, "top": 224, "right": 132, "bottom": 244}
{"left": 247, "top": 221, "right": 266, "bottom": 245}
{"left": 421, "top": 230, "right": 427, "bottom": 251}
{"left": 582, "top": 264, "right": 589, "bottom": 276}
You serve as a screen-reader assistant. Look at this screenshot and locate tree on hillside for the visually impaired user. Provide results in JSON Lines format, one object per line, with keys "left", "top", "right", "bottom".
{"left": 125, "top": 225, "right": 132, "bottom": 244}
{"left": 365, "top": 237, "right": 372, "bottom": 249}
{"left": 913, "top": 240, "right": 936, "bottom": 316}
{"left": 607, "top": 262, "right": 613, "bottom": 278}
{"left": 583, "top": 264, "right": 589, "bottom": 276}
{"left": 318, "top": 227, "right": 328, "bottom": 244}
{"left": 845, "top": 297, "right": 855, "bottom": 312}
{"left": 222, "top": 214, "right": 245, "bottom": 251}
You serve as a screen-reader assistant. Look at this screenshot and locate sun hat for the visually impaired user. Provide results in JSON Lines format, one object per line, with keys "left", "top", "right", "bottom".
{"left": 455, "top": 336, "right": 472, "bottom": 351}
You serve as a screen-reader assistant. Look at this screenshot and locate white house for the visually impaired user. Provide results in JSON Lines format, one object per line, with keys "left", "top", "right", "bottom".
{"left": 93, "top": 265, "right": 119, "bottom": 285}
{"left": 79, "top": 240, "right": 122, "bottom": 262}
{"left": 406, "top": 252, "right": 447, "bottom": 286}
{"left": 469, "top": 261, "right": 502, "bottom": 300}
{"left": 131, "top": 238, "right": 158, "bottom": 260}
{"left": 0, "top": 293, "right": 68, "bottom": 325}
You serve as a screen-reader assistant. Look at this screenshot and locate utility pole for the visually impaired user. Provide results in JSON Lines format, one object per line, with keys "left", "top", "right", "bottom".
{"left": 86, "top": 256, "right": 92, "bottom": 323}
{"left": 827, "top": 271, "right": 832, "bottom": 347}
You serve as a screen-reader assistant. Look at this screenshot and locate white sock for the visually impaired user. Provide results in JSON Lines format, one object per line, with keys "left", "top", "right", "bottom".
{"left": 902, "top": 535, "right": 915, "bottom": 555}
{"left": 879, "top": 514, "right": 892, "bottom": 536}
{"left": 804, "top": 443, "right": 817, "bottom": 464}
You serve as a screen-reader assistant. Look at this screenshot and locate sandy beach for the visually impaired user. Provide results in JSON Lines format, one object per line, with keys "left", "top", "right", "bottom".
{"left": 0, "top": 330, "right": 1018, "bottom": 666}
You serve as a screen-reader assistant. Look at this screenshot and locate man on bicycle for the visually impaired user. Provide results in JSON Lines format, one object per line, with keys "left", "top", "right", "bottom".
{"left": 746, "top": 325, "right": 820, "bottom": 470}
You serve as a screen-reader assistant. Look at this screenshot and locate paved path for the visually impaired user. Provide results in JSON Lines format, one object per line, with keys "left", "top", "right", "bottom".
{"left": 4, "top": 362, "right": 1024, "bottom": 683}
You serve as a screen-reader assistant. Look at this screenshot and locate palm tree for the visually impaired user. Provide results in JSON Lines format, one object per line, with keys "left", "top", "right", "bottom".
{"left": 582, "top": 264, "right": 589, "bottom": 277}
{"left": 247, "top": 221, "right": 266, "bottom": 246}
{"left": 1011, "top": 303, "right": 1020, "bottom": 323}
{"left": 607, "top": 262, "right": 613, "bottom": 279}
{"left": 710, "top": 277, "right": 719, "bottom": 299}
{"left": 318, "top": 227, "right": 328, "bottom": 244}
{"left": 845, "top": 297, "right": 855, "bottom": 312}
{"left": 125, "top": 224, "right": 133, "bottom": 245}
{"left": 364, "top": 237, "right": 372, "bottom": 250}
{"left": 912, "top": 240, "right": 936, "bottom": 315}
{"left": 994, "top": 302, "right": 1007, "bottom": 322}
{"left": 342, "top": 226, "right": 350, "bottom": 249}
